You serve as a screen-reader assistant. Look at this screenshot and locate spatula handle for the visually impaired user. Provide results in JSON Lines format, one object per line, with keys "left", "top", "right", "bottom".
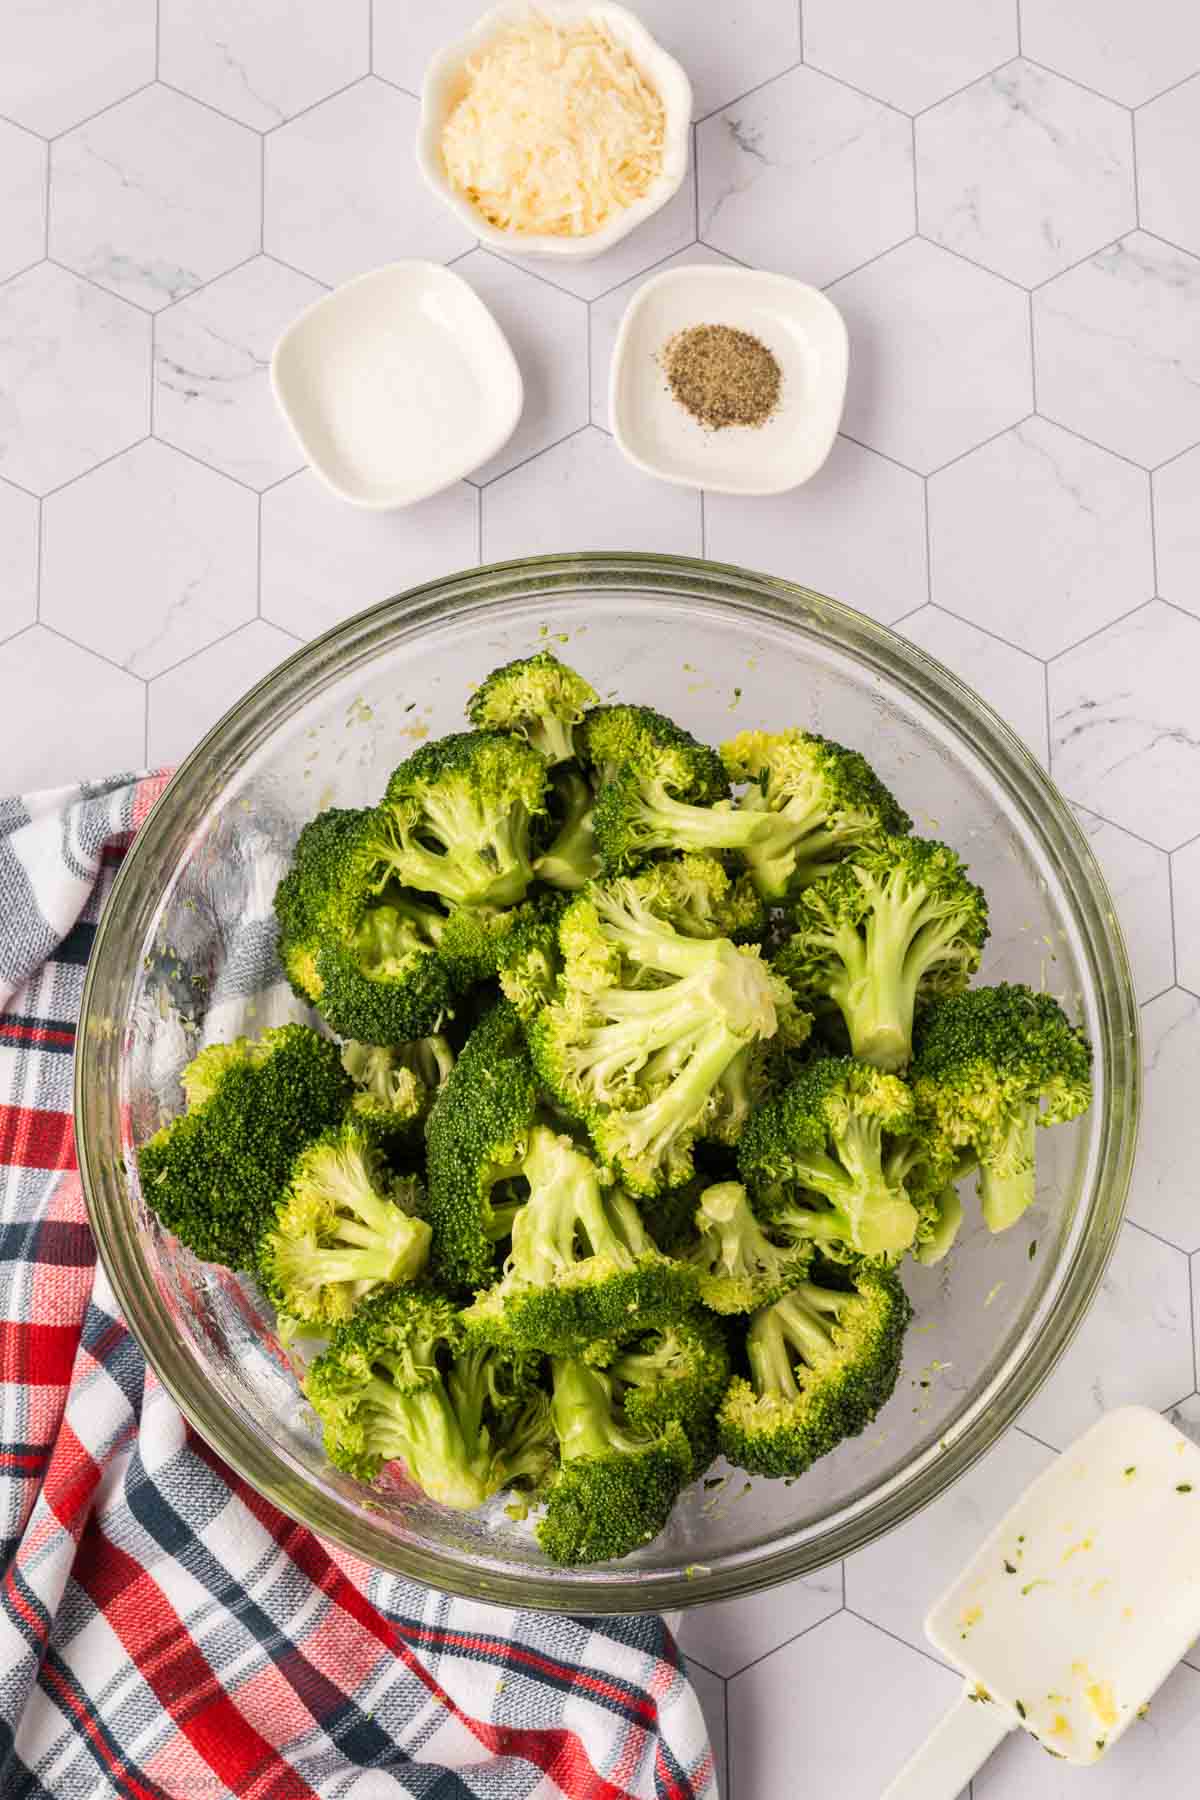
{"left": 881, "top": 1685, "right": 1015, "bottom": 1800}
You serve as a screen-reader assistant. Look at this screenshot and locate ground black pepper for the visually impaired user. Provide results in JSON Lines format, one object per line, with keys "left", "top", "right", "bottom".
{"left": 660, "top": 323, "right": 781, "bottom": 430}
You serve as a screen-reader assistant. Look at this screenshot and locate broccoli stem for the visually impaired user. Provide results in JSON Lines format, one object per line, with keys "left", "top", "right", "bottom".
{"left": 978, "top": 1109, "right": 1038, "bottom": 1231}
{"left": 914, "top": 1184, "right": 964, "bottom": 1266}
{"left": 550, "top": 1358, "right": 641, "bottom": 1461}
{"left": 365, "top": 1372, "right": 494, "bottom": 1510}
{"left": 636, "top": 781, "right": 774, "bottom": 853}
{"left": 535, "top": 771, "right": 598, "bottom": 889}
{"left": 746, "top": 1290, "right": 838, "bottom": 1400}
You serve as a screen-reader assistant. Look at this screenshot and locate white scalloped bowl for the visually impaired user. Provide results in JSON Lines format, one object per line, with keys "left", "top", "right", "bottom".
{"left": 416, "top": 2, "right": 692, "bottom": 260}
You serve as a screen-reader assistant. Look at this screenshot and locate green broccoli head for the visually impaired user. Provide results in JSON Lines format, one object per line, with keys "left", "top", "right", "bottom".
{"left": 464, "top": 1126, "right": 697, "bottom": 1351}
{"left": 581, "top": 704, "right": 730, "bottom": 799}
{"left": 536, "top": 1356, "right": 694, "bottom": 1565}
{"left": 304, "top": 1287, "right": 554, "bottom": 1505}
{"left": 717, "top": 1263, "right": 912, "bottom": 1478}
{"left": 912, "top": 1183, "right": 965, "bottom": 1266}
{"left": 685, "top": 1180, "right": 812, "bottom": 1314}
{"left": 529, "top": 877, "right": 791, "bottom": 1196}
{"left": 624, "top": 853, "right": 769, "bottom": 945}
{"left": 774, "top": 834, "right": 989, "bottom": 1071}
{"left": 274, "top": 807, "right": 454, "bottom": 1043}
{"left": 341, "top": 1035, "right": 454, "bottom": 1150}
{"left": 138, "top": 1024, "right": 351, "bottom": 1269}
{"left": 467, "top": 650, "right": 599, "bottom": 766}
{"left": 911, "top": 984, "right": 1093, "bottom": 1232}
{"left": 721, "top": 729, "right": 913, "bottom": 900}
{"left": 606, "top": 1310, "right": 731, "bottom": 1471}
{"left": 371, "top": 731, "right": 549, "bottom": 910}
{"left": 533, "top": 766, "right": 600, "bottom": 891}
{"left": 738, "top": 1056, "right": 922, "bottom": 1261}
{"left": 496, "top": 891, "right": 569, "bottom": 1021}
{"left": 424, "top": 1000, "right": 540, "bottom": 1291}
{"left": 257, "top": 1121, "right": 430, "bottom": 1335}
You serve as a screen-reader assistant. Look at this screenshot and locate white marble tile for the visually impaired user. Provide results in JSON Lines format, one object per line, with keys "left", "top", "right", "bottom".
{"left": 975, "top": 1662, "right": 1200, "bottom": 1796}
{"left": 900, "top": 606, "right": 1049, "bottom": 763}
{"left": 159, "top": 0, "right": 369, "bottom": 130}
{"left": 697, "top": 66, "right": 913, "bottom": 286}
{"left": 588, "top": 246, "right": 740, "bottom": 431}
{"left": 481, "top": 426, "right": 702, "bottom": 561}
{"left": 41, "top": 440, "right": 257, "bottom": 678}
{"left": 927, "top": 418, "right": 1153, "bottom": 659}
{"left": 263, "top": 78, "right": 474, "bottom": 287}
{"left": 803, "top": 0, "right": 1017, "bottom": 114}
{"left": 1153, "top": 448, "right": 1200, "bottom": 619}
{"left": 704, "top": 435, "right": 927, "bottom": 625}
{"left": 0, "top": 0, "right": 155, "bottom": 137}
{"left": 495, "top": 172, "right": 697, "bottom": 304}
{"left": 1136, "top": 76, "right": 1200, "bottom": 258}
{"left": 1034, "top": 233, "right": 1200, "bottom": 469}
{"left": 1020, "top": 1223, "right": 1193, "bottom": 1448}
{"left": 729, "top": 1611, "right": 960, "bottom": 1800}
{"left": 674, "top": 1566, "right": 841, "bottom": 1678}
{"left": 147, "top": 620, "right": 301, "bottom": 764}
{"left": 50, "top": 87, "right": 260, "bottom": 316}
{"left": 260, "top": 471, "right": 478, "bottom": 640}
{"left": 1049, "top": 601, "right": 1200, "bottom": 848}
{"left": 1021, "top": 0, "right": 1200, "bottom": 108}
{"left": 1126, "top": 988, "right": 1200, "bottom": 1249}
{"left": 452, "top": 251, "right": 588, "bottom": 482}
{"left": 0, "top": 626, "right": 143, "bottom": 791}
{"left": 0, "top": 120, "right": 45, "bottom": 284}
{"left": 915, "top": 60, "right": 1134, "bottom": 287}
{"left": 0, "top": 483, "right": 38, "bottom": 641}
{"left": 682, "top": 1659, "right": 727, "bottom": 1796}
{"left": 154, "top": 256, "right": 325, "bottom": 490}
{"left": 829, "top": 239, "right": 1032, "bottom": 474}
{"left": 1073, "top": 808, "right": 1174, "bottom": 1005}
{"left": 846, "top": 1431, "right": 1056, "bottom": 1660}
{"left": 1175, "top": 841, "right": 1200, "bottom": 996}
{"left": 0, "top": 263, "right": 150, "bottom": 496}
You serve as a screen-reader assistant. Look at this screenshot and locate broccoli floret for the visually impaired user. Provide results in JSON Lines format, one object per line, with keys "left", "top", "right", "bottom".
{"left": 467, "top": 650, "right": 599, "bottom": 766}
{"left": 774, "top": 835, "right": 989, "bottom": 1071}
{"left": 496, "top": 892, "right": 569, "bottom": 1021}
{"left": 341, "top": 1035, "right": 454, "bottom": 1150}
{"left": 137, "top": 1025, "right": 350, "bottom": 1268}
{"left": 912, "top": 1183, "right": 965, "bottom": 1266}
{"left": 625, "top": 852, "right": 769, "bottom": 945}
{"left": 529, "top": 877, "right": 792, "bottom": 1196}
{"left": 465, "top": 1126, "right": 696, "bottom": 1350}
{"left": 717, "top": 1264, "right": 912, "bottom": 1478}
{"left": 305, "top": 1288, "right": 554, "bottom": 1505}
{"left": 581, "top": 704, "right": 730, "bottom": 801}
{"left": 274, "top": 807, "right": 453, "bottom": 1043}
{"left": 257, "top": 1122, "right": 431, "bottom": 1335}
{"left": 685, "top": 1180, "right": 812, "bottom": 1313}
{"left": 367, "top": 731, "right": 548, "bottom": 910}
{"left": 722, "top": 729, "right": 912, "bottom": 899}
{"left": 607, "top": 1311, "right": 731, "bottom": 1470}
{"left": 738, "top": 1057, "right": 922, "bottom": 1260}
{"left": 424, "top": 1000, "right": 539, "bottom": 1290}
{"left": 536, "top": 1356, "right": 693, "bottom": 1565}
{"left": 533, "top": 767, "right": 600, "bottom": 890}
{"left": 911, "top": 984, "right": 1093, "bottom": 1232}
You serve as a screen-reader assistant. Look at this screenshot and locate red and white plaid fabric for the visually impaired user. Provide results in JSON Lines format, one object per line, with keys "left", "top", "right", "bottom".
{"left": 0, "top": 772, "right": 716, "bottom": 1800}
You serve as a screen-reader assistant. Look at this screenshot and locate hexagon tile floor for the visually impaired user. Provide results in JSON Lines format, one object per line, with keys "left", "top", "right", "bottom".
{"left": 4, "top": 2, "right": 1200, "bottom": 1794}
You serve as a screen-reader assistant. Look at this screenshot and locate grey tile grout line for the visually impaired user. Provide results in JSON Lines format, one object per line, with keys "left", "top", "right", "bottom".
{"left": 844, "top": 1605, "right": 960, "bottom": 1678}
{"left": 584, "top": 233, "right": 704, "bottom": 307}
{"left": 1042, "top": 664, "right": 1054, "bottom": 781}
{"left": 367, "top": 0, "right": 374, "bottom": 75}
{"left": 1125, "top": 1215, "right": 1194, "bottom": 1257}
{"left": 836, "top": 429, "right": 924, "bottom": 481}
{"left": 722, "top": 1676, "right": 731, "bottom": 1800}
{"left": 692, "top": 60, "right": 804, "bottom": 129}
{"left": 371, "top": 72, "right": 419, "bottom": 102}
{"left": 1151, "top": 436, "right": 1200, "bottom": 477}
{"left": 143, "top": 680, "right": 150, "bottom": 765}
{"left": 1138, "top": 982, "right": 1178, "bottom": 1009}
{"left": 1129, "top": 109, "right": 1141, "bottom": 230}
{"left": 925, "top": 412, "right": 1037, "bottom": 482}
{"left": 42, "top": 139, "right": 51, "bottom": 256}
{"left": 1014, "top": 0, "right": 1023, "bottom": 55}
{"left": 44, "top": 80, "right": 157, "bottom": 143}
{"left": 1043, "top": 592, "right": 1159, "bottom": 664}
{"left": 148, "top": 615, "right": 266, "bottom": 684}
{"left": 39, "top": 434, "right": 154, "bottom": 503}
{"left": 1072, "top": 800, "right": 1173, "bottom": 859}
{"left": 1135, "top": 224, "right": 1200, "bottom": 268}
{"left": 1147, "top": 470, "right": 1162, "bottom": 599}
{"left": 44, "top": 256, "right": 157, "bottom": 317}
{"left": 922, "top": 232, "right": 1032, "bottom": 297}
{"left": 698, "top": 487, "right": 706, "bottom": 558}
{"left": 691, "top": 123, "right": 699, "bottom": 237}
{"left": 910, "top": 115, "right": 919, "bottom": 233}
{"left": 1138, "top": 66, "right": 1200, "bottom": 109}
{"left": 922, "top": 600, "right": 1047, "bottom": 664}
{"left": 1167, "top": 851, "right": 1181, "bottom": 991}
{"left": 921, "top": 477, "right": 933, "bottom": 610}
{"left": 477, "top": 421, "right": 592, "bottom": 489}
{"left": 1013, "top": 1421, "right": 1060, "bottom": 1456}
{"left": 154, "top": 0, "right": 161, "bottom": 78}
{"left": 1027, "top": 294, "right": 1037, "bottom": 413}
{"left": 260, "top": 136, "right": 266, "bottom": 252}
{"left": 719, "top": 1602, "right": 841, "bottom": 1681}
{"left": 148, "top": 319, "right": 156, "bottom": 434}
{"left": 261, "top": 253, "right": 333, "bottom": 293}
{"left": 154, "top": 251, "right": 273, "bottom": 316}
{"left": 149, "top": 432, "right": 266, "bottom": 499}
{"left": 1019, "top": 53, "right": 1139, "bottom": 115}
{"left": 37, "top": 618, "right": 147, "bottom": 682}
{"left": 254, "top": 72, "right": 373, "bottom": 137}
{"left": 1158, "top": 596, "right": 1200, "bottom": 631}
{"left": 1030, "top": 412, "right": 1156, "bottom": 479}
{"left": 34, "top": 498, "right": 44, "bottom": 624}
{"left": 585, "top": 293, "right": 594, "bottom": 420}
{"left": 255, "top": 494, "right": 263, "bottom": 619}
{"left": 821, "top": 229, "right": 917, "bottom": 295}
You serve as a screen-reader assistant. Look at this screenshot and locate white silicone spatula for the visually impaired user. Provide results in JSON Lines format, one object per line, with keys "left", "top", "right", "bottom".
{"left": 883, "top": 1406, "right": 1200, "bottom": 1798}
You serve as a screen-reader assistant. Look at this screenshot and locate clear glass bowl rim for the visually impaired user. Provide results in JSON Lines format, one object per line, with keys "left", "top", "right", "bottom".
{"left": 75, "top": 552, "right": 1140, "bottom": 1613}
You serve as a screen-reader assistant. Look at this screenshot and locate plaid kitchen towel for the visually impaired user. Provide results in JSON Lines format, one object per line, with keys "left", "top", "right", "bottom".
{"left": 0, "top": 772, "right": 717, "bottom": 1800}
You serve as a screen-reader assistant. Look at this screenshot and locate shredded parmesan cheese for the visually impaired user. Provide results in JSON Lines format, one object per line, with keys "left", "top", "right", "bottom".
{"left": 440, "top": 14, "right": 666, "bottom": 237}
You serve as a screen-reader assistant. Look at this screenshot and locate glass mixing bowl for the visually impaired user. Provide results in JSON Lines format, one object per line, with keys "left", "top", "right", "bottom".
{"left": 76, "top": 554, "right": 1139, "bottom": 1613}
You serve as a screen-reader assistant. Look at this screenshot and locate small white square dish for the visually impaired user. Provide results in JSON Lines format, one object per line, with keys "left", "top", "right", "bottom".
{"left": 270, "top": 261, "right": 523, "bottom": 510}
{"left": 609, "top": 265, "right": 849, "bottom": 496}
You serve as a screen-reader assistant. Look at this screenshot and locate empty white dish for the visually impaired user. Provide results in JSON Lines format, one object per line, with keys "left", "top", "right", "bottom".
{"left": 610, "top": 265, "right": 850, "bottom": 495}
{"left": 417, "top": 2, "right": 692, "bottom": 261}
{"left": 270, "top": 261, "right": 523, "bottom": 509}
